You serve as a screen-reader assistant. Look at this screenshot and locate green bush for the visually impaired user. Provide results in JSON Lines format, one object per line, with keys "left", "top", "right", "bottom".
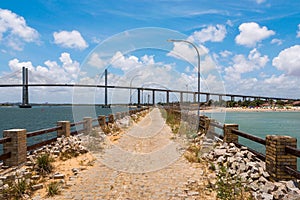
{"left": 47, "top": 181, "right": 61, "bottom": 197}
{"left": 36, "top": 153, "right": 54, "bottom": 174}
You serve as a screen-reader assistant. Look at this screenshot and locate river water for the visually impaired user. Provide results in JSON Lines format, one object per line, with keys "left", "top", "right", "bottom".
{"left": 205, "top": 111, "right": 300, "bottom": 153}
{"left": 1, "top": 107, "right": 300, "bottom": 156}
{"left": 0, "top": 106, "right": 131, "bottom": 146}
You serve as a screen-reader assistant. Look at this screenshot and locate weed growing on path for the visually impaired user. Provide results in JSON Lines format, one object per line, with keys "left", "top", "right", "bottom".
{"left": 47, "top": 181, "right": 61, "bottom": 197}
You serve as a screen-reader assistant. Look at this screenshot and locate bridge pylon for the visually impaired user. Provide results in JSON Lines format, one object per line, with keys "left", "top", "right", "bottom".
{"left": 19, "top": 67, "right": 31, "bottom": 108}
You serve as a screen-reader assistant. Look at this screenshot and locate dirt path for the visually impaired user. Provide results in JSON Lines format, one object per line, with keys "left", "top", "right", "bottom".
{"left": 46, "top": 108, "right": 216, "bottom": 200}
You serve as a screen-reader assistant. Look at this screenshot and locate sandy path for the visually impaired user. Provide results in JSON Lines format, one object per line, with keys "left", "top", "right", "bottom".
{"left": 45, "top": 108, "right": 215, "bottom": 200}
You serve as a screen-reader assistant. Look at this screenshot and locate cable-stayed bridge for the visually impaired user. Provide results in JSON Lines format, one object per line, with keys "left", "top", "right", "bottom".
{"left": 0, "top": 67, "right": 298, "bottom": 108}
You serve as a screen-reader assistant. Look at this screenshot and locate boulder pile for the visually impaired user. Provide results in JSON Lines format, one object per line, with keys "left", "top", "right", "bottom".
{"left": 0, "top": 135, "right": 90, "bottom": 199}
{"left": 201, "top": 138, "right": 300, "bottom": 200}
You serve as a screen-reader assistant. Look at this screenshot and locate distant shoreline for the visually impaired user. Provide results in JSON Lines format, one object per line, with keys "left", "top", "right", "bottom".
{"left": 201, "top": 107, "right": 300, "bottom": 113}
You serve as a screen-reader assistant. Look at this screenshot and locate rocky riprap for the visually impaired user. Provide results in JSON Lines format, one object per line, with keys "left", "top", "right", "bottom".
{"left": 0, "top": 135, "right": 90, "bottom": 199}
{"left": 201, "top": 138, "right": 300, "bottom": 200}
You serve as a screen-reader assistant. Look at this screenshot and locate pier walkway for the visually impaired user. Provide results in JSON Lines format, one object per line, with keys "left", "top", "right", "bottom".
{"left": 47, "top": 108, "right": 215, "bottom": 200}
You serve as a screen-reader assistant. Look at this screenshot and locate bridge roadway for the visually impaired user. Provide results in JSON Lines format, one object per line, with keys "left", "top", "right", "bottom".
{"left": 43, "top": 108, "right": 216, "bottom": 199}
{"left": 0, "top": 83, "right": 297, "bottom": 105}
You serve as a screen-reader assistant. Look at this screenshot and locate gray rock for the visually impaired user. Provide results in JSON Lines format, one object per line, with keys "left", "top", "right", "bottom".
{"left": 53, "top": 150, "right": 60, "bottom": 155}
{"left": 188, "top": 191, "right": 199, "bottom": 196}
{"left": 273, "top": 189, "right": 285, "bottom": 200}
{"left": 228, "top": 147, "right": 238, "bottom": 153}
{"left": 238, "top": 162, "right": 247, "bottom": 172}
{"left": 229, "top": 143, "right": 235, "bottom": 147}
{"left": 285, "top": 180, "right": 297, "bottom": 192}
{"left": 261, "top": 192, "right": 273, "bottom": 200}
{"left": 241, "top": 146, "right": 248, "bottom": 150}
{"left": 262, "top": 171, "right": 270, "bottom": 178}
{"left": 282, "top": 192, "right": 300, "bottom": 200}
{"left": 249, "top": 182, "right": 259, "bottom": 191}
{"left": 31, "top": 183, "right": 43, "bottom": 190}
{"left": 2, "top": 184, "right": 9, "bottom": 190}
{"left": 53, "top": 173, "right": 65, "bottom": 179}
{"left": 25, "top": 161, "right": 34, "bottom": 166}
{"left": 247, "top": 152, "right": 254, "bottom": 160}
{"left": 258, "top": 176, "right": 268, "bottom": 184}
{"left": 250, "top": 172, "right": 260, "bottom": 180}
{"left": 216, "top": 156, "right": 226, "bottom": 163}
{"left": 262, "top": 181, "right": 276, "bottom": 193}
{"left": 214, "top": 149, "right": 227, "bottom": 157}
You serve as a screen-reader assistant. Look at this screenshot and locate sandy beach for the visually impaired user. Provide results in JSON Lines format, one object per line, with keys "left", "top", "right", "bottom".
{"left": 201, "top": 107, "right": 300, "bottom": 113}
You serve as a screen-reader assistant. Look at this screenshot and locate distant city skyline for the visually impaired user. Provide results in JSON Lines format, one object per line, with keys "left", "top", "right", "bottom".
{"left": 0, "top": 1, "right": 300, "bottom": 103}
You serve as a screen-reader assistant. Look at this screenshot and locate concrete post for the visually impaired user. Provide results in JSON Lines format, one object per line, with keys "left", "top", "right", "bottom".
{"left": 193, "top": 93, "right": 196, "bottom": 103}
{"left": 115, "top": 112, "right": 121, "bottom": 120}
{"left": 223, "top": 124, "right": 239, "bottom": 143}
{"left": 83, "top": 117, "right": 92, "bottom": 134}
{"left": 57, "top": 121, "right": 70, "bottom": 137}
{"left": 98, "top": 115, "right": 106, "bottom": 127}
{"left": 204, "top": 118, "right": 211, "bottom": 135}
{"left": 266, "top": 135, "right": 297, "bottom": 181}
{"left": 108, "top": 114, "right": 114, "bottom": 123}
{"left": 208, "top": 119, "right": 216, "bottom": 134}
{"left": 199, "top": 115, "right": 206, "bottom": 131}
{"left": 3, "top": 129, "right": 27, "bottom": 166}
{"left": 121, "top": 112, "right": 126, "bottom": 118}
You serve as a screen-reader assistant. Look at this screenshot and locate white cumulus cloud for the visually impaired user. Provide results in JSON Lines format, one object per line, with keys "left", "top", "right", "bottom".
{"left": 235, "top": 22, "right": 275, "bottom": 47}
{"left": 297, "top": 24, "right": 300, "bottom": 38}
{"left": 53, "top": 30, "right": 88, "bottom": 50}
{"left": 271, "top": 38, "right": 283, "bottom": 45}
{"left": 225, "top": 48, "right": 269, "bottom": 81}
{"left": 0, "top": 8, "right": 39, "bottom": 50}
{"left": 167, "top": 42, "right": 208, "bottom": 64}
{"left": 4, "top": 52, "right": 80, "bottom": 84}
{"left": 272, "top": 45, "right": 300, "bottom": 76}
{"left": 190, "top": 24, "right": 227, "bottom": 43}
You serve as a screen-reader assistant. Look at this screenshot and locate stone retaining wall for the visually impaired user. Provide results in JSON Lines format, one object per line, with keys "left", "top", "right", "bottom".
{"left": 200, "top": 115, "right": 299, "bottom": 181}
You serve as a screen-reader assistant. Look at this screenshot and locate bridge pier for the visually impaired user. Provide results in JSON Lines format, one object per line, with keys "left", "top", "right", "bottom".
{"left": 19, "top": 67, "right": 31, "bottom": 108}
{"left": 219, "top": 95, "right": 222, "bottom": 102}
{"left": 206, "top": 94, "right": 210, "bottom": 103}
{"left": 231, "top": 96, "right": 235, "bottom": 102}
{"left": 180, "top": 92, "right": 183, "bottom": 103}
{"left": 166, "top": 91, "right": 169, "bottom": 104}
{"left": 137, "top": 88, "right": 141, "bottom": 107}
{"left": 152, "top": 90, "right": 155, "bottom": 105}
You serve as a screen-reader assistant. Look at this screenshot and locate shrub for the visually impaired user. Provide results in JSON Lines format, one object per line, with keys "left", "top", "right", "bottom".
{"left": 47, "top": 181, "right": 61, "bottom": 197}
{"left": 216, "top": 164, "right": 251, "bottom": 200}
{"left": 2, "top": 178, "right": 29, "bottom": 199}
{"left": 35, "top": 153, "right": 54, "bottom": 174}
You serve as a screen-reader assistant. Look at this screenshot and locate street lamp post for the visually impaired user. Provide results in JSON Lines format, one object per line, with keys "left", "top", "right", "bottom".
{"left": 167, "top": 39, "right": 201, "bottom": 131}
{"left": 129, "top": 74, "right": 142, "bottom": 105}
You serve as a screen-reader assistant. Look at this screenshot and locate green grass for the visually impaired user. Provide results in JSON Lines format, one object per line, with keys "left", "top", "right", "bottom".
{"left": 1, "top": 178, "right": 30, "bottom": 200}
{"left": 47, "top": 181, "right": 61, "bottom": 197}
{"left": 35, "top": 153, "right": 54, "bottom": 175}
{"left": 216, "top": 164, "right": 252, "bottom": 200}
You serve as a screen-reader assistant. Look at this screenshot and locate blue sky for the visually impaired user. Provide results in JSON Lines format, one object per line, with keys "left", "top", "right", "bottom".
{"left": 0, "top": 0, "right": 300, "bottom": 103}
